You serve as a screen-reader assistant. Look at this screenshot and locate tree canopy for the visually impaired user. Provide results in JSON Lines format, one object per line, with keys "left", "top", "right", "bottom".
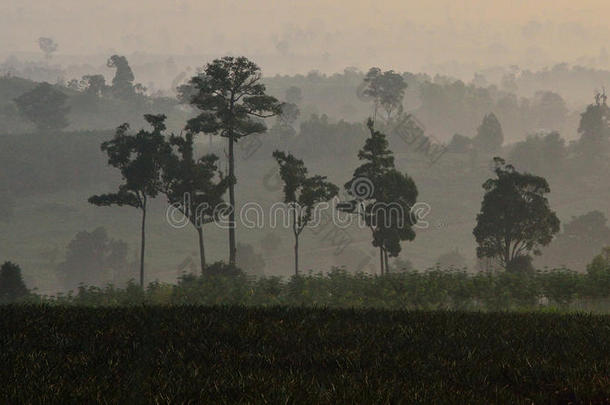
{"left": 179, "top": 56, "right": 281, "bottom": 265}
{"left": 14, "top": 82, "right": 70, "bottom": 131}
{"left": 89, "top": 114, "right": 170, "bottom": 286}
{"left": 473, "top": 157, "right": 560, "bottom": 269}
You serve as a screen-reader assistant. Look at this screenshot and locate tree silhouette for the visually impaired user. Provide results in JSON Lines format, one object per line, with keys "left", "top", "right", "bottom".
{"left": 343, "top": 119, "right": 418, "bottom": 274}
{"left": 179, "top": 56, "right": 281, "bottom": 265}
{"left": 273, "top": 150, "right": 338, "bottom": 275}
{"left": 38, "top": 37, "right": 58, "bottom": 59}
{"left": 89, "top": 114, "right": 169, "bottom": 286}
{"left": 0, "top": 261, "right": 29, "bottom": 303}
{"left": 473, "top": 157, "right": 560, "bottom": 269}
{"left": 361, "top": 68, "right": 407, "bottom": 123}
{"left": 575, "top": 92, "right": 610, "bottom": 165}
{"left": 162, "top": 131, "right": 230, "bottom": 274}
{"left": 14, "top": 82, "right": 70, "bottom": 131}
{"left": 473, "top": 113, "right": 504, "bottom": 153}
{"left": 107, "top": 55, "right": 136, "bottom": 99}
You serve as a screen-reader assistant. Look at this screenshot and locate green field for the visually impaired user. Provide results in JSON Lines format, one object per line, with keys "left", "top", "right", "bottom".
{"left": 1, "top": 306, "right": 609, "bottom": 403}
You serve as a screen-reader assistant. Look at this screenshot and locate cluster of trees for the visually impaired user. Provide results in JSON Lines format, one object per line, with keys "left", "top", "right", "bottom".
{"left": 1, "top": 54, "right": 178, "bottom": 133}
{"left": 85, "top": 55, "right": 579, "bottom": 288}
{"left": 66, "top": 55, "right": 147, "bottom": 100}
{"left": 507, "top": 91, "right": 610, "bottom": 176}
{"left": 4, "top": 55, "right": 610, "bottom": 295}
{"left": 90, "top": 57, "right": 426, "bottom": 284}
{"left": 90, "top": 57, "right": 282, "bottom": 285}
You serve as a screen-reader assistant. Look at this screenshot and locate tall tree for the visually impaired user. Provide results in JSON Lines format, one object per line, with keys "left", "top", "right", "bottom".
{"left": 473, "top": 157, "right": 560, "bottom": 269}
{"left": 361, "top": 68, "right": 407, "bottom": 123}
{"left": 162, "top": 131, "right": 230, "bottom": 274}
{"left": 89, "top": 114, "right": 169, "bottom": 286}
{"left": 0, "top": 262, "right": 29, "bottom": 303}
{"left": 575, "top": 92, "right": 610, "bottom": 164}
{"left": 273, "top": 150, "right": 338, "bottom": 275}
{"left": 14, "top": 82, "right": 70, "bottom": 131}
{"left": 107, "top": 55, "right": 135, "bottom": 99}
{"left": 179, "top": 56, "right": 281, "bottom": 265}
{"left": 38, "top": 37, "right": 58, "bottom": 59}
{"left": 342, "top": 119, "right": 418, "bottom": 274}
{"left": 473, "top": 113, "right": 504, "bottom": 153}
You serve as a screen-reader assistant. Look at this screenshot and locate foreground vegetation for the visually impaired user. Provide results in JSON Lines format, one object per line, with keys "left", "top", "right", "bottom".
{"left": 1, "top": 306, "right": 608, "bottom": 403}
{"left": 11, "top": 265, "right": 605, "bottom": 312}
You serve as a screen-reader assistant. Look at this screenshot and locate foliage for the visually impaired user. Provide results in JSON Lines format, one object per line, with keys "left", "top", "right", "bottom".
{"left": 89, "top": 115, "right": 170, "bottom": 286}
{"left": 447, "top": 133, "right": 472, "bottom": 153}
{"left": 180, "top": 56, "right": 281, "bottom": 265}
{"left": 273, "top": 150, "right": 338, "bottom": 274}
{"left": 361, "top": 67, "right": 407, "bottom": 122}
{"left": 586, "top": 247, "right": 610, "bottom": 298}
{"left": 107, "top": 55, "right": 136, "bottom": 99}
{"left": 0, "top": 261, "right": 29, "bottom": 303}
{"left": 508, "top": 131, "right": 567, "bottom": 177}
{"left": 539, "top": 211, "right": 610, "bottom": 271}
{"left": 13, "top": 82, "right": 70, "bottom": 131}
{"left": 162, "top": 131, "right": 230, "bottom": 273}
{"left": 38, "top": 37, "right": 58, "bottom": 59}
{"left": 80, "top": 74, "right": 107, "bottom": 98}
{"left": 575, "top": 92, "right": 610, "bottom": 166}
{"left": 473, "top": 112, "right": 504, "bottom": 153}
{"left": 474, "top": 157, "right": 560, "bottom": 267}
{"left": 344, "top": 119, "right": 418, "bottom": 273}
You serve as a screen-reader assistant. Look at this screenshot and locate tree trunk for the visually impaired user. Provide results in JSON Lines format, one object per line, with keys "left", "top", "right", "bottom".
{"left": 294, "top": 236, "right": 299, "bottom": 276}
{"left": 504, "top": 239, "right": 511, "bottom": 269}
{"left": 384, "top": 248, "right": 389, "bottom": 274}
{"left": 293, "top": 206, "right": 299, "bottom": 276}
{"left": 379, "top": 246, "right": 384, "bottom": 275}
{"left": 139, "top": 202, "right": 147, "bottom": 288}
{"left": 197, "top": 227, "right": 206, "bottom": 275}
{"left": 228, "top": 134, "right": 236, "bottom": 265}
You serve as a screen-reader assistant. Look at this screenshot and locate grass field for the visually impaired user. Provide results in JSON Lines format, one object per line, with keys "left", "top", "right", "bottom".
{"left": 1, "top": 306, "right": 609, "bottom": 403}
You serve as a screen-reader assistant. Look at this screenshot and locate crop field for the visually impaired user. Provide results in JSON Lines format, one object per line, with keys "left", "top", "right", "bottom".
{"left": 1, "top": 306, "right": 609, "bottom": 404}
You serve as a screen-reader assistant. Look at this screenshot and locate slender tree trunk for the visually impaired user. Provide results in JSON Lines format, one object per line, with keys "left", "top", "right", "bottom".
{"left": 293, "top": 206, "right": 299, "bottom": 276}
{"left": 504, "top": 239, "right": 511, "bottom": 269}
{"left": 197, "top": 227, "right": 206, "bottom": 275}
{"left": 379, "top": 246, "right": 384, "bottom": 275}
{"left": 384, "top": 248, "right": 389, "bottom": 274}
{"left": 139, "top": 202, "right": 147, "bottom": 288}
{"left": 294, "top": 236, "right": 299, "bottom": 276}
{"left": 228, "top": 134, "right": 236, "bottom": 265}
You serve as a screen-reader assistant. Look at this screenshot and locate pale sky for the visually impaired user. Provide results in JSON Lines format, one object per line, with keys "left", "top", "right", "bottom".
{"left": 2, "top": 0, "right": 610, "bottom": 74}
